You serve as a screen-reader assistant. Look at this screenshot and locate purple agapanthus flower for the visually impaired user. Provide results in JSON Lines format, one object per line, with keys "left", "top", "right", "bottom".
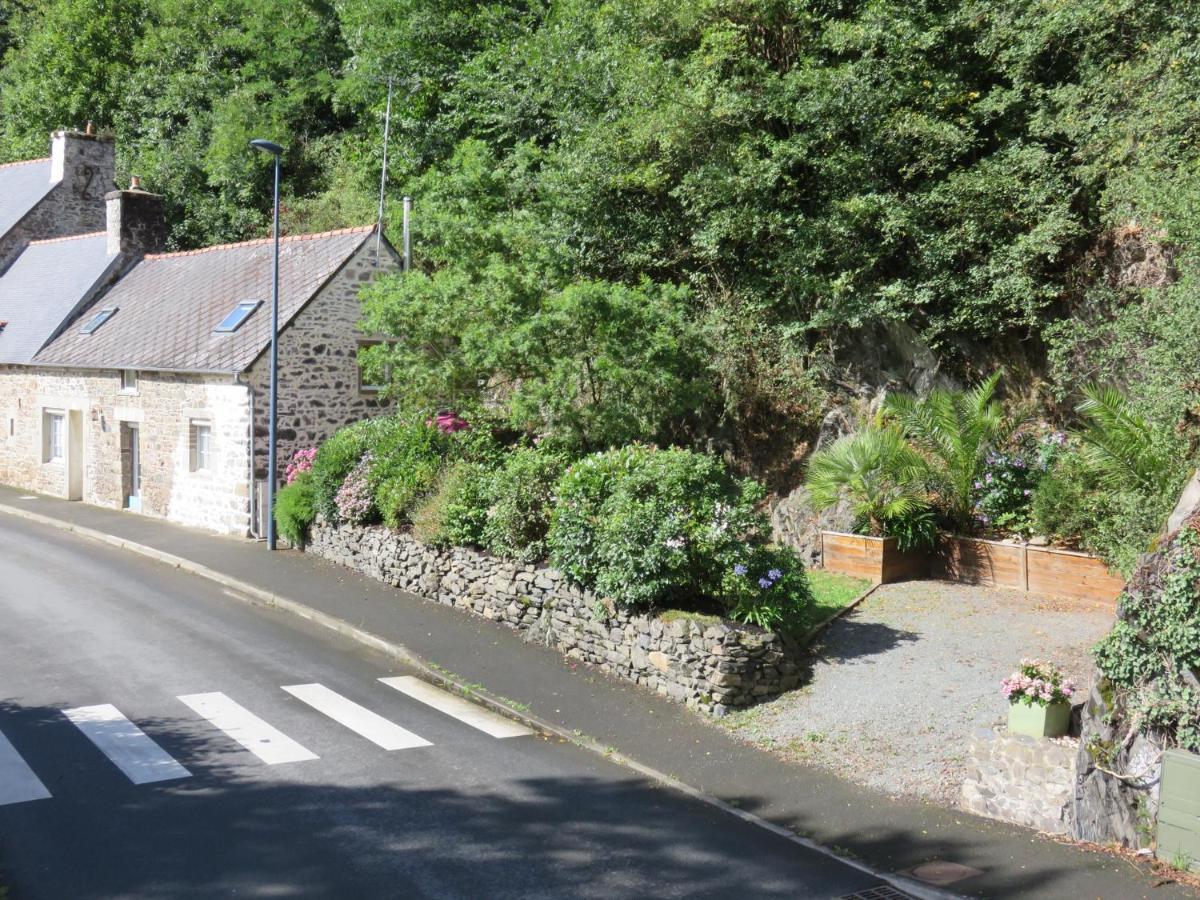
{"left": 733, "top": 564, "right": 747, "bottom": 576}
{"left": 767, "top": 568, "right": 782, "bottom": 581}
{"left": 757, "top": 577, "right": 773, "bottom": 589}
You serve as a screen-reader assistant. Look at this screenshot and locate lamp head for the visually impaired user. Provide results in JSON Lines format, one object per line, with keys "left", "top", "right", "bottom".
{"left": 249, "top": 139, "right": 284, "bottom": 156}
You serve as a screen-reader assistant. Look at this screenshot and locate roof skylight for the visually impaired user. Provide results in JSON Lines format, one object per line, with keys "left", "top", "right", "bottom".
{"left": 81, "top": 307, "right": 117, "bottom": 335}
{"left": 214, "top": 300, "right": 261, "bottom": 334}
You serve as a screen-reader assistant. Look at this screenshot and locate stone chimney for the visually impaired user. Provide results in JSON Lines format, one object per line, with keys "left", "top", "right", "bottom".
{"left": 49, "top": 124, "right": 116, "bottom": 234}
{"left": 105, "top": 179, "right": 167, "bottom": 256}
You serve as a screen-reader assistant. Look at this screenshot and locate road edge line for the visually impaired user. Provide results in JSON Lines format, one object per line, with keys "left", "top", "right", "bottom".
{"left": 0, "top": 501, "right": 958, "bottom": 900}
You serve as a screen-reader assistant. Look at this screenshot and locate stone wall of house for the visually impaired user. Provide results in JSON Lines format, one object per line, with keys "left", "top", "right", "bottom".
{"left": 0, "top": 366, "right": 252, "bottom": 534}
{"left": 307, "top": 520, "right": 804, "bottom": 714}
{"left": 0, "top": 131, "right": 115, "bottom": 272}
{"left": 961, "top": 728, "right": 1078, "bottom": 834}
{"left": 245, "top": 239, "right": 398, "bottom": 482}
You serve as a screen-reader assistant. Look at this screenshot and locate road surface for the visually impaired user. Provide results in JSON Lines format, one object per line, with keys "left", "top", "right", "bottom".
{"left": 0, "top": 515, "right": 898, "bottom": 899}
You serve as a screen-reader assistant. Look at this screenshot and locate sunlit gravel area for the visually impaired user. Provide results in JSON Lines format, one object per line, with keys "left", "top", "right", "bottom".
{"left": 721, "top": 580, "right": 1114, "bottom": 805}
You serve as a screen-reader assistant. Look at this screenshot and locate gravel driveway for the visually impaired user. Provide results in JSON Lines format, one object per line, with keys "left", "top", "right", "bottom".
{"left": 721, "top": 580, "right": 1114, "bottom": 805}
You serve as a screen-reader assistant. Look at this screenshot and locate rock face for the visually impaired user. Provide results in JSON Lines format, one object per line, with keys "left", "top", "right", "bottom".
{"left": 1070, "top": 683, "right": 1164, "bottom": 847}
{"left": 1069, "top": 467, "right": 1200, "bottom": 846}
{"left": 770, "top": 485, "right": 855, "bottom": 567}
{"left": 306, "top": 519, "right": 806, "bottom": 715}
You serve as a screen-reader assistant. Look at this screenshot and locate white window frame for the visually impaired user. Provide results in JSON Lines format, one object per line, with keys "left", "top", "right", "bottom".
{"left": 42, "top": 410, "right": 65, "bottom": 463}
{"left": 189, "top": 420, "right": 213, "bottom": 473}
{"left": 120, "top": 369, "right": 138, "bottom": 393}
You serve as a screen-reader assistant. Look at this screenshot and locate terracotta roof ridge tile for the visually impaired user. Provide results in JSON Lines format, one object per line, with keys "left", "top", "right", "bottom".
{"left": 143, "top": 224, "right": 376, "bottom": 260}
{"left": 27, "top": 231, "right": 107, "bottom": 246}
{"left": 0, "top": 157, "right": 50, "bottom": 171}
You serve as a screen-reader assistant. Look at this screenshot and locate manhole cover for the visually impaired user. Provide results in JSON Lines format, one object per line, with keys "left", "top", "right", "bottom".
{"left": 904, "top": 860, "right": 984, "bottom": 886}
{"left": 838, "top": 886, "right": 919, "bottom": 900}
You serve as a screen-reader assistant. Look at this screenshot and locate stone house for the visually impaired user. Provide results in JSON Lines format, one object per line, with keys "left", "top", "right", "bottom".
{"left": 0, "top": 151, "right": 400, "bottom": 535}
{"left": 0, "top": 126, "right": 116, "bottom": 273}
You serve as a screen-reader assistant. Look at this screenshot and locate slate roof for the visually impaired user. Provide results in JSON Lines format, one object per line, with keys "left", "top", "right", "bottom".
{"left": 0, "top": 233, "right": 119, "bottom": 365}
{"left": 0, "top": 158, "right": 55, "bottom": 241}
{"left": 36, "top": 225, "right": 376, "bottom": 373}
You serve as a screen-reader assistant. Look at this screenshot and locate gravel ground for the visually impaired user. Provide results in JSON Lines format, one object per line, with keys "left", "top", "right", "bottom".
{"left": 722, "top": 580, "right": 1114, "bottom": 805}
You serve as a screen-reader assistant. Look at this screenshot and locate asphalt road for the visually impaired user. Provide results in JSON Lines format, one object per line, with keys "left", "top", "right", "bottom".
{"left": 0, "top": 515, "right": 893, "bottom": 899}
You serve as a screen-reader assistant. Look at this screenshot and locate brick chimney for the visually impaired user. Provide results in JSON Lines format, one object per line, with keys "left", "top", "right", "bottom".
{"left": 49, "top": 124, "right": 116, "bottom": 234}
{"left": 105, "top": 178, "right": 167, "bottom": 256}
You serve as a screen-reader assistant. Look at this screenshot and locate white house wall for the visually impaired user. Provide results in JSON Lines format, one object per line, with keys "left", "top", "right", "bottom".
{"left": 0, "top": 366, "right": 252, "bottom": 534}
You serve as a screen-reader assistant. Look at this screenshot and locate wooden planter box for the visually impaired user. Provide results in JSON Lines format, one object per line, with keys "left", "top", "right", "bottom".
{"left": 819, "top": 532, "right": 928, "bottom": 585}
{"left": 1158, "top": 749, "right": 1200, "bottom": 872}
{"left": 933, "top": 534, "right": 1124, "bottom": 604}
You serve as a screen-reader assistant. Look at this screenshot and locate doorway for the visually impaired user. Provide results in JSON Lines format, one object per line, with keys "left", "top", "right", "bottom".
{"left": 121, "top": 422, "right": 141, "bottom": 511}
{"left": 67, "top": 410, "right": 83, "bottom": 501}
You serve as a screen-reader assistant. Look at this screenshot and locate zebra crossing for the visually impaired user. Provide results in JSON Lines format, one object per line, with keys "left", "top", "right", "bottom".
{"left": 0, "top": 676, "right": 534, "bottom": 806}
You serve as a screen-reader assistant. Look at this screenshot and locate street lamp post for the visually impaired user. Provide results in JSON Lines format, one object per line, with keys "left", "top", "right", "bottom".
{"left": 250, "top": 139, "right": 284, "bottom": 550}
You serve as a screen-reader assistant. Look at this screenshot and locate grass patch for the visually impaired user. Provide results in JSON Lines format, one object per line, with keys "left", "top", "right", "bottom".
{"left": 657, "top": 609, "right": 723, "bottom": 627}
{"left": 796, "top": 569, "right": 872, "bottom": 635}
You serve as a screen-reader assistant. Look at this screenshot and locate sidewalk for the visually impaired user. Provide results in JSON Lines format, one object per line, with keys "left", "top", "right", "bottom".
{"left": 1, "top": 486, "right": 1190, "bottom": 900}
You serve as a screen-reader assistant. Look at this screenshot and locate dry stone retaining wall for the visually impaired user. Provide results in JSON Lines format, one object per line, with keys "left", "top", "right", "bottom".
{"left": 307, "top": 519, "right": 804, "bottom": 714}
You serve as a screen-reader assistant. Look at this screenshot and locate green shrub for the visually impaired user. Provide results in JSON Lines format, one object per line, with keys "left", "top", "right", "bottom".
{"left": 367, "top": 417, "right": 453, "bottom": 528}
{"left": 805, "top": 426, "right": 932, "bottom": 539}
{"left": 721, "top": 545, "right": 814, "bottom": 633}
{"left": 885, "top": 373, "right": 1013, "bottom": 532}
{"left": 311, "top": 419, "right": 382, "bottom": 522}
{"left": 1030, "top": 452, "right": 1100, "bottom": 546}
{"left": 274, "top": 471, "right": 316, "bottom": 545}
{"left": 481, "top": 446, "right": 568, "bottom": 562}
{"left": 411, "top": 461, "right": 492, "bottom": 547}
{"left": 548, "top": 445, "right": 770, "bottom": 611}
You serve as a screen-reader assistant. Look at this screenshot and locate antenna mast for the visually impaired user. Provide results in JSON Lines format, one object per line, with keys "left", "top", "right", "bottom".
{"left": 374, "top": 76, "right": 394, "bottom": 267}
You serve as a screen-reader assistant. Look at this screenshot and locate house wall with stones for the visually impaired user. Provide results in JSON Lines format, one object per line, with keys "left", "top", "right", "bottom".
{"left": 307, "top": 519, "right": 804, "bottom": 715}
{"left": 0, "top": 132, "right": 115, "bottom": 273}
{"left": 0, "top": 366, "right": 252, "bottom": 533}
{"left": 245, "top": 240, "right": 399, "bottom": 482}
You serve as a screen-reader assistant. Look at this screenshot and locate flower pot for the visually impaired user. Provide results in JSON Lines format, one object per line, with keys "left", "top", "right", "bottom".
{"left": 1007, "top": 700, "right": 1070, "bottom": 738}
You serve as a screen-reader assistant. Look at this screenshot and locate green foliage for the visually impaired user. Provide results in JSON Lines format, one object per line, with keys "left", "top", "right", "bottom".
{"left": 411, "top": 461, "right": 492, "bottom": 547}
{"left": 974, "top": 432, "right": 1064, "bottom": 536}
{"left": 1093, "top": 525, "right": 1200, "bottom": 752}
{"left": 274, "top": 470, "right": 316, "bottom": 545}
{"left": 1076, "top": 384, "right": 1177, "bottom": 495}
{"left": 548, "top": 445, "right": 766, "bottom": 610}
{"left": 480, "top": 445, "right": 567, "bottom": 562}
{"left": 885, "top": 373, "right": 1012, "bottom": 532}
{"left": 805, "top": 427, "right": 931, "bottom": 539}
{"left": 721, "top": 545, "right": 813, "bottom": 633}
{"left": 367, "top": 417, "right": 452, "bottom": 528}
{"left": 311, "top": 418, "right": 382, "bottom": 523}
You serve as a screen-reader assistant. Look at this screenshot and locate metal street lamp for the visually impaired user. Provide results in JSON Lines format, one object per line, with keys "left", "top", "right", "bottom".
{"left": 250, "top": 138, "right": 284, "bottom": 550}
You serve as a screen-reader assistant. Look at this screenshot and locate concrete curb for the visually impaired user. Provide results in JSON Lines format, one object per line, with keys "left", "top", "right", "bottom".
{"left": 0, "top": 500, "right": 959, "bottom": 900}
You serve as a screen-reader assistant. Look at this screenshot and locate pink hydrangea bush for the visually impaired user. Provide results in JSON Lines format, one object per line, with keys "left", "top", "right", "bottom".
{"left": 426, "top": 411, "right": 469, "bottom": 433}
{"left": 1001, "top": 659, "right": 1076, "bottom": 706}
{"left": 285, "top": 447, "right": 317, "bottom": 485}
{"left": 335, "top": 453, "right": 375, "bottom": 524}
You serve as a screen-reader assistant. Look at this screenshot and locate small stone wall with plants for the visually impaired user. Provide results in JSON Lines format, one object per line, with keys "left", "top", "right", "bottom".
{"left": 307, "top": 519, "right": 804, "bottom": 713}
{"left": 275, "top": 411, "right": 817, "bottom": 715}
{"left": 961, "top": 727, "right": 1078, "bottom": 834}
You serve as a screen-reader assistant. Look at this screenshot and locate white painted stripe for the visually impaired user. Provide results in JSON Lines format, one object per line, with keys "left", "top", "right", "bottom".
{"left": 281, "top": 684, "right": 431, "bottom": 751}
{"left": 62, "top": 704, "right": 191, "bottom": 785}
{"left": 379, "top": 677, "right": 533, "bottom": 739}
{"left": 0, "top": 728, "right": 51, "bottom": 806}
{"left": 178, "top": 692, "right": 318, "bottom": 765}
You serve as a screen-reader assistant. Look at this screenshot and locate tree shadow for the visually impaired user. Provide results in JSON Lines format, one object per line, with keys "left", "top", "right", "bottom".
{"left": 0, "top": 698, "right": 891, "bottom": 900}
{"left": 807, "top": 617, "right": 922, "bottom": 665}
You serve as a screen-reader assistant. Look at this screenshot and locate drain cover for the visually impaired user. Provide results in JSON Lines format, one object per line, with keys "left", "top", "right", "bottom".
{"left": 903, "top": 860, "right": 984, "bottom": 886}
{"left": 838, "top": 886, "right": 919, "bottom": 900}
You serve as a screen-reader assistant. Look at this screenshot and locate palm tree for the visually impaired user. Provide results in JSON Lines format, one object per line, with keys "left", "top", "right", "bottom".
{"left": 884, "top": 372, "right": 1012, "bottom": 532}
{"left": 1076, "top": 384, "right": 1173, "bottom": 493}
{"left": 806, "top": 426, "right": 931, "bottom": 536}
